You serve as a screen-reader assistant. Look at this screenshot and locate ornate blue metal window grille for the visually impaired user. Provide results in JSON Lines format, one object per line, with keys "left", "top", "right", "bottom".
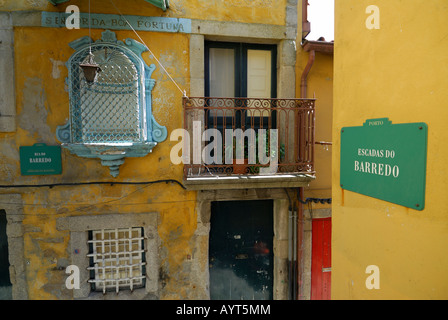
{"left": 57, "top": 30, "right": 167, "bottom": 177}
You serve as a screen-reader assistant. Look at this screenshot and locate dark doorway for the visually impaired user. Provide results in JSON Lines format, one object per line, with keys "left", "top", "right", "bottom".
{"left": 209, "top": 200, "right": 273, "bottom": 300}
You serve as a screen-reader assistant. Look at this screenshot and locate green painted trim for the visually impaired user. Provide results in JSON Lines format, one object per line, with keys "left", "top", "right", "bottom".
{"left": 41, "top": 11, "right": 191, "bottom": 33}
{"left": 47, "top": 0, "right": 70, "bottom": 5}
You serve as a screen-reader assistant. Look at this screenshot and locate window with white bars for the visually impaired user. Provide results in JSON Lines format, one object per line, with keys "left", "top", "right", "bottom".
{"left": 87, "top": 227, "right": 146, "bottom": 294}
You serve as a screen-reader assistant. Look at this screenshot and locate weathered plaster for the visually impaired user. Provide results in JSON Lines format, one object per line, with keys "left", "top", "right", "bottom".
{"left": 18, "top": 77, "right": 55, "bottom": 144}
{"left": 0, "top": 12, "right": 16, "bottom": 132}
{"left": 0, "top": 0, "right": 308, "bottom": 301}
{"left": 0, "top": 141, "right": 19, "bottom": 182}
{"left": 49, "top": 58, "right": 64, "bottom": 79}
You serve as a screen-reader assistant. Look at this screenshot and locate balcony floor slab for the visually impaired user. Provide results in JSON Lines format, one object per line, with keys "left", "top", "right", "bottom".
{"left": 183, "top": 173, "right": 315, "bottom": 190}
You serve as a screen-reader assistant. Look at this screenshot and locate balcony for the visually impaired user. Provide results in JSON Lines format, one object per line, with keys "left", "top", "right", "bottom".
{"left": 182, "top": 97, "right": 316, "bottom": 190}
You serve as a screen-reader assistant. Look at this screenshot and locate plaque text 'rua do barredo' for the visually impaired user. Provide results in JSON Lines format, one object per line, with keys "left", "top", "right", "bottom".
{"left": 340, "top": 118, "right": 427, "bottom": 210}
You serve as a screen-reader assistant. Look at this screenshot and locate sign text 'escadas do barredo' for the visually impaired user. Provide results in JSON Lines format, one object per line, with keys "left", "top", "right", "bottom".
{"left": 340, "top": 118, "right": 427, "bottom": 210}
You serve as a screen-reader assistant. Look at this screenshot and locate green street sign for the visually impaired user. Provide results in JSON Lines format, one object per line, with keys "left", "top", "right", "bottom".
{"left": 340, "top": 118, "right": 427, "bottom": 210}
{"left": 20, "top": 143, "right": 62, "bottom": 176}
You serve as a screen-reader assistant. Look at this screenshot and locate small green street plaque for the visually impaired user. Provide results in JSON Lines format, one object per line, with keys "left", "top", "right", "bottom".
{"left": 20, "top": 143, "right": 62, "bottom": 176}
{"left": 340, "top": 118, "right": 427, "bottom": 210}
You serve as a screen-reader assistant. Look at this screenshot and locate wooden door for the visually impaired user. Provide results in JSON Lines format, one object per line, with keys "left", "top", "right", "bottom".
{"left": 311, "top": 217, "right": 331, "bottom": 300}
{"left": 209, "top": 200, "right": 274, "bottom": 300}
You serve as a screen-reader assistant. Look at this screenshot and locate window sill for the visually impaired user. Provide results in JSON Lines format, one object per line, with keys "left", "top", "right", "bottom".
{"left": 82, "top": 288, "right": 158, "bottom": 300}
{"left": 184, "top": 173, "right": 315, "bottom": 190}
{"left": 62, "top": 142, "right": 158, "bottom": 177}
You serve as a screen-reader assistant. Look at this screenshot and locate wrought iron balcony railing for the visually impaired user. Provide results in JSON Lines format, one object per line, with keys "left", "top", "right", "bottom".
{"left": 182, "top": 97, "right": 315, "bottom": 180}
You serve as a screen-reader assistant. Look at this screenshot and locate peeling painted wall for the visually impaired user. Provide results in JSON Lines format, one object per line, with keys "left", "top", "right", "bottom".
{"left": 0, "top": 0, "right": 299, "bottom": 300}
{"left": 0, "top": 0, "right": 287, "bottom": 26}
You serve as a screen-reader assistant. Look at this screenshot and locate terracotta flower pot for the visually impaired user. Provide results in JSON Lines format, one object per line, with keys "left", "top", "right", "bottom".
{"left": 233, "top": 158, "right": 248, "bottom": 174}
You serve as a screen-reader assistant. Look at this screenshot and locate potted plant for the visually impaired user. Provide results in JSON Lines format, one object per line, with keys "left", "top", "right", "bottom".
{"left": 222, "top": 137, "right": 248, "bottom": 174}
{"left": 232, "top": 138, "right": 249, "bottom": 174}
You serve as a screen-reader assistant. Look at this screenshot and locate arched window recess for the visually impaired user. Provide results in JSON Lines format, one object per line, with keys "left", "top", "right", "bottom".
{"left": 56, "top": 30, "right": 167, "bottom": 177}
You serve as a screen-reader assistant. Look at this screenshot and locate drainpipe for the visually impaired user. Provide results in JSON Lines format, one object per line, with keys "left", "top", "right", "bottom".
{"left": 297, "top": 47, "right": 315, "bottom": 300}
{"left": 296, "top": 189, "right": 304, "bottom": 300}
{"left": 288, "top": 202, "right": 299, "bottom": 300}
{"left": 300, "top": 49, "right": 315, "bottom": 99}
{"left": 286, "top": 187, "right": 297, "bottom": 300}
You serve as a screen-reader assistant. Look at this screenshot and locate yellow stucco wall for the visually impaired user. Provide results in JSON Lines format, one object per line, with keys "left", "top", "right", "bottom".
{"left": 8, "top": 25, "right": 197, "bottom": 298}
{"left": 296, "top": 50, "right": 333, "bottom": 201}
{"left": 333, "top": 0, "right": 448, "bottom": 299}
{"left": 0, "top": 0, "right": 286, "bottom": 26}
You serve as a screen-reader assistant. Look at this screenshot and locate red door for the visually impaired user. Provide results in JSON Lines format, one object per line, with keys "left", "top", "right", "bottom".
{"left": 311, "top": 218, "right": 331, "bottom": 300}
